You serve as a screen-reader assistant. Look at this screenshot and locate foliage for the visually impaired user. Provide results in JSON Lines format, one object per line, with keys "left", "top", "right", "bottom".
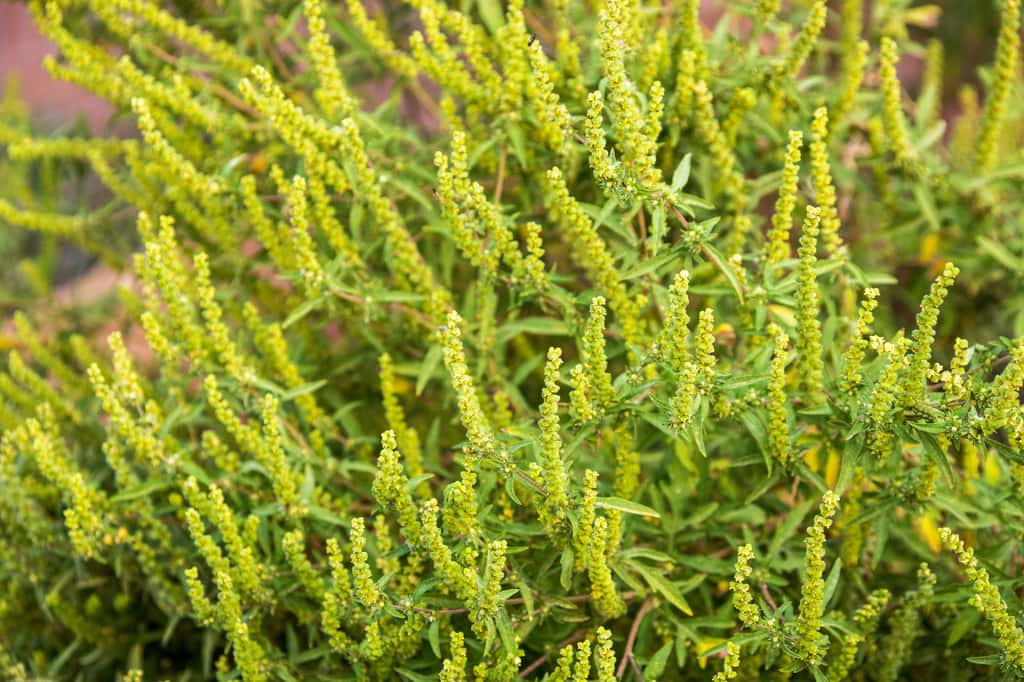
{"left": 2, "top": 0, "right": 1024, "bottom": 679}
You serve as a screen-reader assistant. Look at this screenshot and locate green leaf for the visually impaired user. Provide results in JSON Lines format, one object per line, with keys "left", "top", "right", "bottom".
{"left": 495, "top": 317, "right": 570, "bottom": 343}
{"left": 978, "top": 236, "right": 1024, "bottom": 273}
{"left": 110, "top": 478, "right": 174, "bottom": 503}
{"left": 671, "top": 153, "right": 692, "bottom": 192}
{"left": 476, "top": 0, "right": 505, "bottom": 35}
{"left": 416, "top": 344, "right": 443, "bottom": 396}
{"left": 630, "top": 562, "right": 693, "bottom": 615}
{"left": 427, "top": 620, "right": 441, "bottom": 659}
{"left": 560, "top": 546, "right": 574, "bottom": 590}
{"left": 644, "top": 641, "right": 674, "bottom": 679}
{"left": 594, "top": 496, "right": 661, "bottom": 518}
{"left": 703, "top": 242, "right": 745, "bottom": 305}
{"left": 916, "top": 429, "right": 955, "bottom": 489}
{"left": 281, "top": 380, "right": 326, "bottom": 401}
{"left": 650, "top": 202, "right": 666, "bottom": 255}
{"left": 306, "top": 506, "right": 348, "bottom": 527}
{"left": 947, "top": 607, "right": 981, "bottom": 646}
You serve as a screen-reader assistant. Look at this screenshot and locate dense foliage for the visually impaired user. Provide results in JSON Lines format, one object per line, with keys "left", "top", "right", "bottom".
{"left": 3, "top": 0, "right": 1024, "bottom": 679}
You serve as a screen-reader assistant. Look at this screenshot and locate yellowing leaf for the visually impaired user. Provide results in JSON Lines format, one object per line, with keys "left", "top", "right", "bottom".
{"left": 825, "top": 448, "right": 841, "bottom": 488}
{"left": 916, "top": 512, "right": 942, "bottom": 553}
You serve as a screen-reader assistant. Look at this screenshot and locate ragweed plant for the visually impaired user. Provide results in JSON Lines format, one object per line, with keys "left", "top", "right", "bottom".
{"left": 2, "top": 0, "right": 1024, "bottom": 680}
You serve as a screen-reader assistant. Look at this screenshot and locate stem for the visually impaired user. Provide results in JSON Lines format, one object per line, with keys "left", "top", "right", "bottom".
{"left": 616, "top": 596, "right": 656, "bottom": 678}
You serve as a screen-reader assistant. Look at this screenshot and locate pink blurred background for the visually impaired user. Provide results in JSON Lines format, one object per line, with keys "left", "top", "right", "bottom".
{"left": 0, "top": 3, "right": 112, "bottom": 129}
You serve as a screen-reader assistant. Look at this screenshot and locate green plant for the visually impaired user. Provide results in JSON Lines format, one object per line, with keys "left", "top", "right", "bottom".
{"left": 2, "top": 0, "right": 1024, "bottom": 679}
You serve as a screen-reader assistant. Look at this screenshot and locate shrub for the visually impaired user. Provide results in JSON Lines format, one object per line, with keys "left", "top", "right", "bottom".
{"left": 2, "top": 0, "right": 1024, "bottom": 679}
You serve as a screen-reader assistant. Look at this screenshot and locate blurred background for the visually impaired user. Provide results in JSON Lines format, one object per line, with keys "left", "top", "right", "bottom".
{"left": 0, "top": 1, "right": 1005, "bottom": 132}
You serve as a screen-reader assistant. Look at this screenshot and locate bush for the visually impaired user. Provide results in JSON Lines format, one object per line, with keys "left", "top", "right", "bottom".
{"left": 2, "top": 0, "right": 1024, "bottom": 679}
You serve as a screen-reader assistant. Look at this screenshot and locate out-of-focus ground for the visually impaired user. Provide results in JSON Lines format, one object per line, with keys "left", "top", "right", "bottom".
{"left": 0, "top": 3, "right": 112, "bottom": 129}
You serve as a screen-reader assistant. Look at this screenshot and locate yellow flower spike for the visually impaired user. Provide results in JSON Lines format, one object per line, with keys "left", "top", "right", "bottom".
{"left": 639, "top": 27, "right": 669, "bottom": 93}
{"left": 304, "top": 0, "right": 356, "bottom": 122}
{"left": 841, "top": 287, "right": 880, "bottom": 392}
{"left": 796, "top": 489, "right": 840, "bottom": 666}
{"left": 776, "top": 0, "right": 826, "bottom": 83}
{"left": 983, "top": 345, "right": 1024, "bottom": 436}
{"left": 573, "top": 470, "right": 599, "bottom": 573}
{"left": 678, "top": 0, "right": 709, "bottom": 83}
{"left": 712, "top": 641, "right": 741, "bottom": 682}
{"left": 349, "top": 516, "right": 384, "bottom": 610}
{"left": 941, "top": 337, "right": 971, "bottom": 403}
{"left": 440, "top": 631, "right": 467, "bottom": 682}
{"left": 420, "top": 498, "right": 475, "bottom": 600}
{"left": 796, "top": 205, "right": 824, "bottom": 402}
{"left": 443, "top": 465, "right": 480, "bottom": 540}
{"left": 526, "top": 39, "right": 572, "bottom": 154}
{"left": 538, "top": 347, "right": 569, "bottom": 529}
{"left": 372, "top": 430, "right": 423, "bottom": 548}
{"left": 183, "top": 478, "right": 267, "bottom": 602}
{"left": 868, "top": 334, "right": 908, "bottom": 458}
{"left": 974, "top": 0, "right": 1021, "bottom": 173}
{"left": 440, "top": 310, "right": 498, "bottom": 460}
{"left": 754, "top": 0, "right": 780, "bottom": 25}
{"left": 344, "top": 0, "right": 419, "bottom": 79}
{"left": 12, "top": 312, "right": 85, "bottom": 393}
{"left": 23, "top": 418, "right": 105, "bottom": 559}
{"left": 325, "top": 537, "right": 353, "bottom": 607}
{"left": 104, "top": 0, "right": 255, "bottom": 74}
{"left": 669, "top": 49, "right": 698, "bottom": 130}
{"left": 694, "top": 308, "right": 717, "bottom": 389}
{"left": 306, "top": 164, "right": 361, "bottom": 272}
{"left": 594, "top": 627, "right": 617, "bottom": 681}
{"left": 378, "top": 355, "right": 424, "bottom": 487}
{"left": 497, "top": 0, "right": 530, "bottom": 113}
{"left": 767, "top": 323, "right": 791, "bottom": 467}
{"left": 879, "top": 37, "right": 915, "bottom": 169}
{"left": 658, "top": 269, "right": 691, "bottom": 373}
{"left": 571, "top": 296, "right": 615, "bottom": 420}
{"left": 721, "top": 87, "right": 756, "bottom": 146}
{"left": 585, "top": 91, "right": 617, "bottom": 191}
{"left": 670, "top": 360, "right": 700, "bottom": 432}
{"left": 9, "top": 351, "right": 81, "bottom": 424}
{"left": 545, "top": 167, "right": 644, "bottom": 347}
{"left": 571, "top": 639, "right": 592, "bottom": 681}
{"left": 282, "top": 174, "right": 326, "bottom": 296}
{"left": 112, "top": 54, "right": 220, "bottom": 135}
{"left": 901, "top": 262, "right": 958, "bottom": 407}
{"left": 410, "top": 5, "right": 486, "bottom": 110}
{"left": 832, "top": 39, "right": 869, "bottom": 133}
{"left": 693, "top": 81, "right": 745, "bottom": 210}
{"left": 106, "top": 331, "right": 145, "bottom": 407}
{"left": 242, "top": 304, "right": 325, "bottom": 426}
{"left": 940, "top": 527, "right": 1024, "bottom": 673}
{"left": 810, "top": 108, "right": 843, "bottom": 256}
{"left": 826, "top": 588, "right": 890, "bottom": 682}
{"left": 469, "top": 539, "right": 507, "bottom": 635}
{"left": 0, "top": 197, "right": 87, "bottom": 236}
{"left": 597, "top": 0, "right": 661, "bottom": 194}
{"left": 589, "top": 516, "right": 626, "bottom": 618}
{"left": 457, "top": 14, "right": 501, "bottom": 99}
{"left": 729, "top": 544, "right": 761, "bottom": 629}
{"left": 257, "top": 394, "right": 304, "bottom": 513}
{"left": 131, "top": 98, "right": 236, "bottom": 251}
{"left": 640, "top": 80, "right": 666, "bottom": 188}
{"left": 193, "top": 252, "right": 254, "bottom": 384}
